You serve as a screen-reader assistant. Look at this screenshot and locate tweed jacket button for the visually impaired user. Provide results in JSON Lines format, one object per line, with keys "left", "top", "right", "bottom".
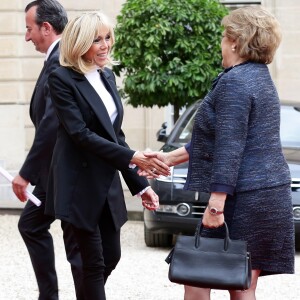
{"left": 204, "top": 153, "right": 210, "bottom": 158}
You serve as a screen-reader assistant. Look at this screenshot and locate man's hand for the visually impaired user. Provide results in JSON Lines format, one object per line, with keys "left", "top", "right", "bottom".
{"left": 141, "top": 188, "right": 159, "bottom": 211}
{"left": 12, "top": 174, "right": 29, "bottom": 202}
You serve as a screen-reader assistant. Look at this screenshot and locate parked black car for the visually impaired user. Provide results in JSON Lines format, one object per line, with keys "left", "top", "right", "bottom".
{"left": 144, "top": 101, "right": 300, "bottom": 249}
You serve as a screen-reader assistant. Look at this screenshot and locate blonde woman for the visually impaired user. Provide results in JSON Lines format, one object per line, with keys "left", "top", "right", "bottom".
{"left": 45, "top": 12, "right": 169, "bottom": 299}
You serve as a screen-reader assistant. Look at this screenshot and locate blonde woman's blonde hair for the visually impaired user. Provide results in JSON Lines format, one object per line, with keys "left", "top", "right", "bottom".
{"left": 59, "top": 12, "right": 117, "bottom": 73}
{"left": 222, "top": 6, "right": 282, "bottom": 64}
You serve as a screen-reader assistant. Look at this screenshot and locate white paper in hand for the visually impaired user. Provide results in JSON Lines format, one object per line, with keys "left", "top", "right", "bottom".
{"left": 0, "top": 166, "right": 41, "bottom": 206}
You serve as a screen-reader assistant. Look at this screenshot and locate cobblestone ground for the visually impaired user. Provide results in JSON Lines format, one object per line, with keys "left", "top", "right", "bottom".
{"left": 0, "top": 214, "right": 299, "bottom": 300}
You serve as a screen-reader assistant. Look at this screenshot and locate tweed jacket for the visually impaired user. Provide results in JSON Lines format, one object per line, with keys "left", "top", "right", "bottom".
{"left": 184, "top": 62, "right": 291, "bottom": 194}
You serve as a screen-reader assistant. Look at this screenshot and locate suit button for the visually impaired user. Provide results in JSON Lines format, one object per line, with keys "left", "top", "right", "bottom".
{"left": 82, "top": 162, "right": 88, "bottom": 168}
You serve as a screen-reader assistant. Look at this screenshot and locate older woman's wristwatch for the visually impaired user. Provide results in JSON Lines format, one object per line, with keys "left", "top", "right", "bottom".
{"left": 207, "top": 205, "right": 224, "bottom": 216}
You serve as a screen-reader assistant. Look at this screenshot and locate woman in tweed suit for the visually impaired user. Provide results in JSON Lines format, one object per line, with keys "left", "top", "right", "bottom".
{"left": 143, "top": 6, "right": 294, "bottom": 300}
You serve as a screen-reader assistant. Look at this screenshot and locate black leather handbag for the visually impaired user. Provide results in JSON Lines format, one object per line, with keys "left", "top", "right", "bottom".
{"left": 165, "top": 221, "right": 252, "bottom": 290}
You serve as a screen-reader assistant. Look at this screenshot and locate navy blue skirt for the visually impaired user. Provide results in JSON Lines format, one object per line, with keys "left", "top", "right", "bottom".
{"left": 202, "top": 184, "right": 295, "bottom": 275}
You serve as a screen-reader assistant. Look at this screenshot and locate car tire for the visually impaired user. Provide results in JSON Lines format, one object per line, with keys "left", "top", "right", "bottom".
{"left": 144, "top": 224, "right": 173, "bottom": 247}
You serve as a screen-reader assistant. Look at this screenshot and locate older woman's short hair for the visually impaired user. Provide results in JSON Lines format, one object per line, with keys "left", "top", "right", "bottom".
{"left": 59, "top": 12, "right": 116, "bottom": 73}
{"left": 221, "top": 6, "right": 282, "bottom": 64}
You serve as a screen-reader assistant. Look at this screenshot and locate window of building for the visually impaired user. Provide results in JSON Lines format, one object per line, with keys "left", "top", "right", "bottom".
{"left": 220, "top": 0, "right": 261, "bottom": 9}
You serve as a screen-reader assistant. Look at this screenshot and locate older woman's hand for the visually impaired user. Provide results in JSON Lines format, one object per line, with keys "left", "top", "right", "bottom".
{"left": 202, "top": 209, "right": 225, "bottom": 228}
{"left": 202, "top": 192, "right": 226, "bottom": 228}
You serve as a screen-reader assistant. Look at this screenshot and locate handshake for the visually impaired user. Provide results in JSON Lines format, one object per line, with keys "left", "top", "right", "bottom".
{"left": 130, "top": 151, "right": 172, "bottom": 179}
{"left": 130, "top": 147, "right": 188, "bottom": 211}
{"left": 130, "top": 146, "right": 188, "bottom": 178}
{"left": 130, "top": 150, "right": 171, "bottom": 212}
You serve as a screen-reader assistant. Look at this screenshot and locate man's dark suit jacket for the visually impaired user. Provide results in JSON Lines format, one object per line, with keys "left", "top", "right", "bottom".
{"left": 46, "top": 66, "right": 149, "bottom": 232}
{"left": 19, "top": 43, "right": 60, "bottom": 191}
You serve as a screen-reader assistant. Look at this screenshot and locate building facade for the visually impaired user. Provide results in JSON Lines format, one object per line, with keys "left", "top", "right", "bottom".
{"left": 0, "top": 0, "right": 299, "bottom": 207}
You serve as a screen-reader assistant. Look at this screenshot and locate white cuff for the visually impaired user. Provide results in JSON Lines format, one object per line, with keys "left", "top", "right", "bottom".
{"left": 129, "top": 151, "right": 139, "bottom": 169}
{"left": 136, "top": 186, "right": 151, "bottom": 197}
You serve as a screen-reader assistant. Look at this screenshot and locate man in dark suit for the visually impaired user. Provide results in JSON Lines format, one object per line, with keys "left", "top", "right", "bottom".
{"left": 12, "top": 1, "right": 83, "bottom": 299}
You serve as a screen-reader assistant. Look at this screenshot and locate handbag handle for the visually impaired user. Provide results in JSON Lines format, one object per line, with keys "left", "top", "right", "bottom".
{"left": 195, "top": 220, "right": 230, "bottom": 251}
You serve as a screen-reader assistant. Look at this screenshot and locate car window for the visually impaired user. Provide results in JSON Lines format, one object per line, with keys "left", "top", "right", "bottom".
{"left": 171, "top": 107, "right": 197, "bottom": 146}
{"left": 280, "top": 106, "right": 300, "bottom": 147}
{"left": 178, "top": 111, "right": 196, "bottom": 141}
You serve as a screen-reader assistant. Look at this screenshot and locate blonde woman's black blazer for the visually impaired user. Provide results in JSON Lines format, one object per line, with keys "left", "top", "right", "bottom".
{"left": 45, "top": 66, "right": 148, "bottom": 231}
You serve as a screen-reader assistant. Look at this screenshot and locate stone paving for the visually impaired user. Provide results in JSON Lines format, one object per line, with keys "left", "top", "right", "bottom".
{"left": 0, "top": 212, "right": 299, "bottom": 300}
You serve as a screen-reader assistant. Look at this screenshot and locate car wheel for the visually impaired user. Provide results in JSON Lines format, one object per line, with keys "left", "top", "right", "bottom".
{"left": 144, "top": 224, "right": 173, "bottom": 247}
